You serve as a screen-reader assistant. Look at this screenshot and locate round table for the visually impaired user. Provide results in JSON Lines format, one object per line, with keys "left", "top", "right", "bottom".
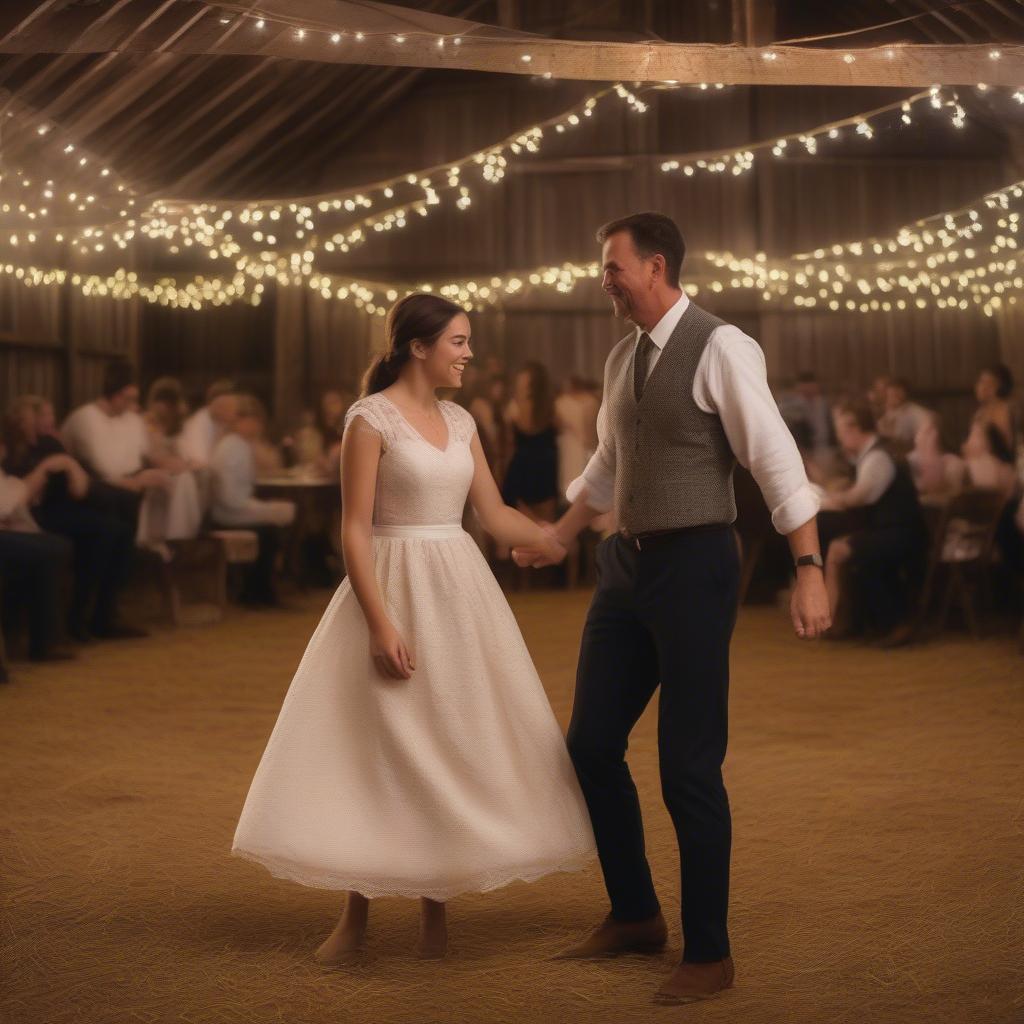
{"left": 255, "top": 475, "right": 341, "bottom": 584}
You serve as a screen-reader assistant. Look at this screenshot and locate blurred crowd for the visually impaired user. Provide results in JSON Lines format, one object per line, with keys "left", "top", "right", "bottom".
{"left": 775, "top": 364, "right": 1023, "bottom": 642}
{"left": 3, "top": 352, "right": 1022, "bottom": 674}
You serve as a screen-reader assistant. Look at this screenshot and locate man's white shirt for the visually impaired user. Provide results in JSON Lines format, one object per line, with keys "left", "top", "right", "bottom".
{"left": 566, "top": 291, "right": 820, "bottom": 535}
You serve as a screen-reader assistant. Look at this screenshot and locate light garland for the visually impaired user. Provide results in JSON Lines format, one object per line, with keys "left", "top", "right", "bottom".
{"left": 3, "top": 80, "right": 1001, "bottom": 263}
{"left": 658, "top": 87, "right": 960, "bottom": 179}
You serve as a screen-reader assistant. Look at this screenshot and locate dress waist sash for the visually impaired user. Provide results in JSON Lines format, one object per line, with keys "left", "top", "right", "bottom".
{"left": 372, "top": 524, "right": 466, "bottom": 540}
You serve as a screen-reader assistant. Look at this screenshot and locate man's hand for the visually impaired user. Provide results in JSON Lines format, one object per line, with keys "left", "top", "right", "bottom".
{"left": 512, "top": 523, "right": 567, "bottom": 568}
{"left": 791, "top": 567, "right": 831, "bottom": 639}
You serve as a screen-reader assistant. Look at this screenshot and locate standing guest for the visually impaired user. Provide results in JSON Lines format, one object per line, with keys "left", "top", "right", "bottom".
{"left": 791, "top": 372, "right": 835, "bottom": 454}
{"left": 178, "top": 379, "right": 239, "bottom": 468}
{"left": 501, "top": 362, "right": 559, "bottom": 523}
{"left": 819, "top": 400, "right": 927, "bottom": 638}
{"left": 313, "top": 388, "right": 354, "bottom": 477}
{"left": 0, "top": 444, "right": 77, "bottom": 668}
{"left": 468, "top": 374, "right": 510, "bottom": 481}
{"left": 210, "top": 395, "right": 295, "bottom": 605}
{"left": 3, "top": 396, "right": 143, "bottom": 642}
{"left": 878, "top": 378, "right": 936, "bottom": 449}
{"left": 970, "top": 363, "right": 1017, "bottom": 452}
{"left": 555, "top": 376, "right": 601, "bottom": 501}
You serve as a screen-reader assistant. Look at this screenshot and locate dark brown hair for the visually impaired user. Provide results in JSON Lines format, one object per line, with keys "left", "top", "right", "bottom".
{"left": 102, "top": 358, "right": 136, "bottom": 399}
{"left": 515, "top": 361, "right": 554, "bottom": 432}
{"left": 833, "top": 398, "right": 877, "bottom": 434}
{"left": 361, "top": 293, "right": 466, "bottom": 396}
{"left": 596, "top": 212, "right": 686, "bottom": 286}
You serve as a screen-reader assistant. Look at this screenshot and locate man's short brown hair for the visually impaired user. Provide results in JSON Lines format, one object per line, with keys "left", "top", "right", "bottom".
{"left": 596, "top": 212, "right": 685, "bottom": 286}
{"left": 833, "top": 398, "right": 876, "bottom": 433}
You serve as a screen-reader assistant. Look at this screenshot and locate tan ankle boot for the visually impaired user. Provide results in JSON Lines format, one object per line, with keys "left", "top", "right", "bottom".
{"left": 553, "top": 912, "right": 668, "bottom": 959}
{"left": 654, "top": 955, "right": 735, "bottom": 1003}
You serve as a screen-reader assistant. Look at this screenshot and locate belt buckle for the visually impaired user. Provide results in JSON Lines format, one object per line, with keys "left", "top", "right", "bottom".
{"left": 621, "top": 528, "right": 641, "bottom": 551}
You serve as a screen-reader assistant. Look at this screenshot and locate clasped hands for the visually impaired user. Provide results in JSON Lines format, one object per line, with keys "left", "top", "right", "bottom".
{"left": 512, "top": 523, "right": 567, "bottom": 569}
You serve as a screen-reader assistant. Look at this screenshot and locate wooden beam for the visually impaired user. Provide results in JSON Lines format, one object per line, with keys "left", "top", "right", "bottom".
{"left": 4, "top": 9, "right": 1024, "bottom": 86}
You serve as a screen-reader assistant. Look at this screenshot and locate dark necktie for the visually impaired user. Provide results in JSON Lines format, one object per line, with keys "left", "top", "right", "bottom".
{"left": 633, "top": 332, "right": 654, "bottom": 402}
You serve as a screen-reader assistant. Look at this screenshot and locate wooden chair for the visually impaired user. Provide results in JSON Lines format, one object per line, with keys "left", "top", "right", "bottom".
{"left": 156, "top": 530, "right": 259, "bottom": 625}
{"left": 910, "top": 488, "right": 1008, "bottom": 640}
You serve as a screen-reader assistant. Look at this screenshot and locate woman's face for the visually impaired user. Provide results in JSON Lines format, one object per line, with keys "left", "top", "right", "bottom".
{"left": 487, "top": 378, "right": 507, "bottom": 404}
{"left": 975, "top": 371, "right": 998, "bottom": 404}
{"left": 321, "top": 391, "right": 345, "bottom": 423}
{"left": 36, "top": 402, "right": 56, "bottom": 435}
{"left": 416, "top": 313, "right": 473, "bottom": 389}
{"left": 514, "top": 370, "right": 532, "bottom": 403}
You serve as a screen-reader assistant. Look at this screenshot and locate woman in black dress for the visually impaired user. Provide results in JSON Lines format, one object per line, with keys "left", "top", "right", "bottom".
{"left": 501, "top": 362, "right": 559, "bottom": 522}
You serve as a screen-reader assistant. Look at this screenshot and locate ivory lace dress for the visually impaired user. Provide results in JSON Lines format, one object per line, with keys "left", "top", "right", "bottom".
{"left": 231, "top": 392, "right": 596, "bottom": 900}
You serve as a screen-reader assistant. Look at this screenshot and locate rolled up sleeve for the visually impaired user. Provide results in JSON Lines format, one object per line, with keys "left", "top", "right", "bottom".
{"left": 700, "top": 327, "right": 820, "bottom": 535}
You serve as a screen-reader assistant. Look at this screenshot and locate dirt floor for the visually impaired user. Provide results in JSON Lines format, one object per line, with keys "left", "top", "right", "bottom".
{"left": 2, "top": 590, "right": 1022, "bottom": 1024}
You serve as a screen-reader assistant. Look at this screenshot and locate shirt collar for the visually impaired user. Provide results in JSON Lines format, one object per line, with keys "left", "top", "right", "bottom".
{"left": 638, "top": 290, "right": 688, "bottom": 350}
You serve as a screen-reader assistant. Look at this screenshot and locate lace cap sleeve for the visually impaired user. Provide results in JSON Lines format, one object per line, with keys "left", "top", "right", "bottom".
{"left": 443, "top": 401, "right": 478, "bottom": 444}
{"left": 344, "top": 395, "right": 393, "bottom": 451}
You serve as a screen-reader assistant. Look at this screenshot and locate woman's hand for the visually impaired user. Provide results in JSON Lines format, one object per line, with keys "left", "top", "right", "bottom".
{"left": 370, "top": 621, "right": 414, "bottom": 680}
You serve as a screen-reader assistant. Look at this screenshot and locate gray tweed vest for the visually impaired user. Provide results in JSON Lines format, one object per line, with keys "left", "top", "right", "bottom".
{"left": 606, "top": 300, "right": 738, "bottom": 533}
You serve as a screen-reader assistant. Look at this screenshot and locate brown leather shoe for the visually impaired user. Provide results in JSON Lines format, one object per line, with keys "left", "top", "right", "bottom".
{"left": 553, "top": 912, "right": 668, "bottom": 959}
{"left": 654, "top": 956, "right": 735, "bottom": 1003}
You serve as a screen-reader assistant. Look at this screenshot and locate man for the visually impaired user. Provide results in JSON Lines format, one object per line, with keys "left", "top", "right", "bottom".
{"left": 782, "top": 371, "right": 834, "bottom": 455}
{"left": 178, "top": 380, "right": 239, "bottom": 468}
{"left": 514, "top": 212, "right": 831, "bottom": 1004}
{"left": 877, "top": 378, "right": 936, "bottom": 450}
{"left": 0, "top": 448, "right": 78, "bottom": 673}
{"left": 820, "top": 400, "right": 927, "bottom": 639}
{"left": 209, "top": 394, "right": 294, "bottom": 606}
{"left": 61, "top": 359, "right": 173, "bottom": 525}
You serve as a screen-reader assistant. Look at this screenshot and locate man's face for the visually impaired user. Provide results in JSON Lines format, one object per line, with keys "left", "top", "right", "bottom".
{"left": 109, "top": 385, "right": 139, "bottom": 415}
{"left": 832, "top": 410, "right": 861, "bottom": 456}
{"left": 884, "top": 385, "right": 906, "bottom": 411}
{"left": 211, "top": 394, "right": 238, "bottom": 425}
{"left": 601, "top": 231, "right": 656, "bottom": 323}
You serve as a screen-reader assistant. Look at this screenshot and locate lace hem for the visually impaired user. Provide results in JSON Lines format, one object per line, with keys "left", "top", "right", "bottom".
{"left": 230, "top": 845, "right": 597, "bottom": 901}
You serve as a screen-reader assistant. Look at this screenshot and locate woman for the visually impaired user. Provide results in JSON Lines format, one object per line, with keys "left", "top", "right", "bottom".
{"left": 231, "top": 294, "right": 596, "bottom": 962}
{"left": 971, "top": 363, "right": 1018, "bottom": 453}
{"left": 501, "top": 361, "right": 560, "bottom": 522}
{"left": 554, "top": 375, "right": 600, "bottom": 500}
{"left": 144, "top": 377, "right": 190, "bottom": 466}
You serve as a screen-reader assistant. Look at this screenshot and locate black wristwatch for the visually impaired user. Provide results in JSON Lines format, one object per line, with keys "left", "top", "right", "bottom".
{"left": 795, "top": 553, "right": 824, "bottom": 570}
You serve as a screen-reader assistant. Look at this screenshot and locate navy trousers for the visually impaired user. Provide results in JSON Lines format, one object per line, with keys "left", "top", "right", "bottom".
{"left": 567, "top": 525, "right": 739, "bottom": 963}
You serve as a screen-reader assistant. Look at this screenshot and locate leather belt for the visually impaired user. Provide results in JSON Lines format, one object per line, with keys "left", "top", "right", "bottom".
{"left": 618, "top": 522, "right": 732, "bottom": 551}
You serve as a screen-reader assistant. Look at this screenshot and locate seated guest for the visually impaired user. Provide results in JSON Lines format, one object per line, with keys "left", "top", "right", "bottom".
{"left": 961, "top": 419, "right": 1018, "bottom": 497}
{"left": 178, "top": 379, "right": 239, "bottom": 468}
{"left": 145, "top": 377, "right": 190, "bottom": 466}
{"left": 908, "top": 417, "right": 965, "bottom": 500}
{"left": 878, "top": 378, "right": 936, "bottom": 450}
{"left": 0, "top": 444, "right": 78, "bottom": 667}
{"left": 62, "top": 361, "right": 201, "bottom": 558}
{"left": 245, "top": 398, "right": 285, "bottom": 478}
{"left": 3, "top": 396, "right": 144, "bottom": 641}
{"left": 865, "top": 374, "right": 891, "bottom": 422}
{"left": 210, "top": 395, "right": 295, "bottom": 605}
{"left": 819, "top": 400, "right": 928, "bottom": 638}
{"left": 971, "top": 363, "right": 1018, "bottom": 452}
